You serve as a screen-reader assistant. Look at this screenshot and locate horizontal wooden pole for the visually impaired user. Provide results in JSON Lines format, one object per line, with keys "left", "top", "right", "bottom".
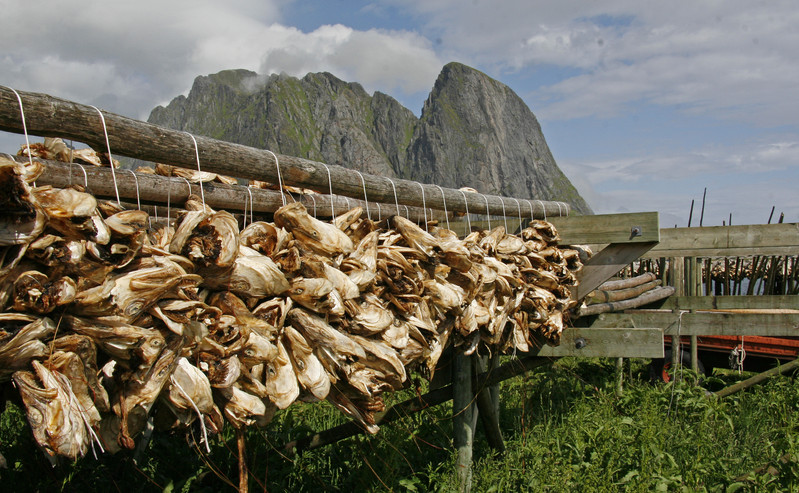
{"left": 714, "top": 358, "right": 799, "bottom": 398}
{"left": 529, "top": 327, "right": 664, "bottom": 358}
{"left": 0, "top": 87, "right": 570, "bottom": 219}
{"left": 549, "top": 212, "right": 660, "bottom": 245}
{"left": 592, "top": 311, "right": 799, "bottom": 336}
{"left": 641, "top": 223, "right": 799, "bottom": 258}
{"left": 578, "top": 286, "right": 675, "bottom": 317}
{"left": 575, "top": 242, "right": 659, "bottom": 299}
{"left": 19, "top": 155, "right": 440, "bottom": 222}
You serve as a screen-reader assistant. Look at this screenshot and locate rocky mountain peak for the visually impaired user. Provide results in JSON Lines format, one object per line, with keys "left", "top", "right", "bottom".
{"left": 148, "top": 63, "right": 592, "bottom": 214}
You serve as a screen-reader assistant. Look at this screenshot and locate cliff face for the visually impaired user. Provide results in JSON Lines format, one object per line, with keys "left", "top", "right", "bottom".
{"left": 148, "top": 63, "right": 592, "bottom": 214}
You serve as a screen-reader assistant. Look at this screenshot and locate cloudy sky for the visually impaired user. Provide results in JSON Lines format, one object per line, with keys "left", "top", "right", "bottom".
{"left": 2, "top": 0, "right": 797, "bottom": 226}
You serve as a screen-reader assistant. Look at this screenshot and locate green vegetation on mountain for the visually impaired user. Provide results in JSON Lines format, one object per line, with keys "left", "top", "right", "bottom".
{"left": 148, "top": 62, "right": 592, "bottom": 214}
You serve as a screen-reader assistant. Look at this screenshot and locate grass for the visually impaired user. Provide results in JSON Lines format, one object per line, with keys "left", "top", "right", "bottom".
{"left": 2, "top": 358, "right": 798, "bottom": 492}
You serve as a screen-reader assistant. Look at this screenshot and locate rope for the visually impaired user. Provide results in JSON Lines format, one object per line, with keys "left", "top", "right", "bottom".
{"left": 2, "top": 86, "right": 33, "bottom": 171}
{"left": 185, "top": 133, "right": 207, "bottom": 212}
{"left": 266, "top": 150, "right": 285, "bottom": 207}
{"left": 387, "top": 178, "right": 400, "bottom": 216}
{"left": 435, "top": 185, "right": 450, "bottom": 230}
{"left": 417, "top": 182, "right": 428, "bottom": 231}
{"left": 480, "top": 193, "right": 491, "bottom": 230}
{"left": 459, "top": 189, "right": 471, "bottom": 233}
{"left": 356, "top": 170, "right": 370, "bottom": 220}
{"left": 89, "top": 105, "right": 121, "bottom": 205}
{"left": 322, "top": 164, "right": 335, "bottom": 220}
{"left": 120, "top": 170, "right": 140, "bottom": 210}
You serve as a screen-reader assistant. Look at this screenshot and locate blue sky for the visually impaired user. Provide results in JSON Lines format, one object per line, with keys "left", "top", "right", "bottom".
{"left": 2, "top": 0, "right": 797, "bottom": 226}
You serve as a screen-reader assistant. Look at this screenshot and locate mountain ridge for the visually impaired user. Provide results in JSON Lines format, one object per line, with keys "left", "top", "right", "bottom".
{"left": 148, "top": 62, "right": 592, "bottom": 214}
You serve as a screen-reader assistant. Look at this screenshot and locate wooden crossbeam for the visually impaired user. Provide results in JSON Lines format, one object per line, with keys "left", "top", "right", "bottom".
{"left": 592, "top": 311, "right": 799, "bottom": 337}
{"left": 529, "top": 327, "right": 664, "bottom": 358}
{"left": 642, "top": 223, "right": 799, "bottom": 258}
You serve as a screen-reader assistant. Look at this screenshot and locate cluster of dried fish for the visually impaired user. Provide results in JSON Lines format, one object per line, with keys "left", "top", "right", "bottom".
{"left": 0, "top": 154, "right": 583, "bottom": 461}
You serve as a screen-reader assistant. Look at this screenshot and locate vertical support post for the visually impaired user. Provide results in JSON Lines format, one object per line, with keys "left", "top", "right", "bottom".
{"left": 689, "top": 257, "right": 699, "bottom": 374}
{"left": 615, "top": 357, "right": 624, "bottom": 397}
{"left": 453, "top": 350, "right": 473, "bottom": 492}
{"left": 473, "top": 355, "right": 505, "bottom": 453}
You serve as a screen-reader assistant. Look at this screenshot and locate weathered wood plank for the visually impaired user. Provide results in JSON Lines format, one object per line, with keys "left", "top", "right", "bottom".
{"left": 657, "top": 295, "right": 799, "bottom": 311}
{"left": 576, "top": 242, "right": 659, "bottom": 299}
{"left": 642, "top": 223, "right": 799, "bottom": 258}
{"left": 0, "top": 87, "right": 570, "bottom": 219}
{"left": 529, "top": 327, "right": 664, "bottom": 358}
{"left": 592, "top": 311, "right": 799, "bottom": 336}
{"left": 549, "top": 212, "right": 660, "bottom": 245}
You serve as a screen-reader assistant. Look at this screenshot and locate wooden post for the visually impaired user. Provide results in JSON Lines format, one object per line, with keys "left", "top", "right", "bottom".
{"left": 453, "top": 350, "right": 473, "bottom": 492}
{"left": 615, "top": 357, "right": 624, "bottom": 397}
{"left": 473, "top": 355, "right": 504, "bottom": 453}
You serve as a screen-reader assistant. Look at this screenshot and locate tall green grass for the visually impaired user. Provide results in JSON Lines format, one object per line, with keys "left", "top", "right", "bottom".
{"left": 1, "top": 358, "right": 798, "bottom": 491}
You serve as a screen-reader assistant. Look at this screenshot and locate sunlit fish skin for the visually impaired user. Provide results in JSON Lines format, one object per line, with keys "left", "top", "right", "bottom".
{"left": 282, "top": 325, "right": 330, "bottom": 401}
{"left": 262, "top": 339, "right": 299, "bottom": 409}
{"left": 32, "top": 186, "right": 111, "bottom": 245}
{"left": 202, "top": 245, "right": 290, "bottom": 298}
{"left": 165, "top": 357, "right": 214, "bottom": 424}
{"left": 287, "top": 277, "right": 336, "bottom": 314}
{"left": 274, "top": 202, "right": 354, "bottom": 256}
{"left": 388, "top": 215, "right": 439, "bottom": 258}
{"left": 287, "top": 308, "right": 367, "bottom": 375}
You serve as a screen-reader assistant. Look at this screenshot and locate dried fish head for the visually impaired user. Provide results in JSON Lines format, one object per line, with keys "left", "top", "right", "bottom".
{"left": 13, "top": 362, "right": 91, "bottom": 459}
{"left": 52, "top": 333, "right": 110, "bottom": 412}
{"left": 203, "top": 245, "right": 289, "bottom": 297}
{"left": 65, "top": 316, "right": 166, "bottom": 367}
{"left": 349, "top": 293, "right": 394, "bottom": 335}
{"left": 389, "top": 215, "right": 439, "bottom": 257}
{"left": 283, "top": 325, "right": 330, "bottom": 400}
{"left": 274, "top": 202, "right": 354, "bottom": 256}
{"left": 220, "top": 385, "right": 276, "bottom": 428}
{"left": 323, "top": 263, "right": 361, "bottom": 300}
{"left": 288, "top": 277, "right": 335, "bottom": 313}
{"left": 287, "top": 308, "right": 366, "bottom": 376}
{"left": 166, "top": 357, "right": 214, "bottom": 419}
{"left": 240, "top": 221, "right": 287, "bottom": 257}
{"left": 0, "top": 315, "right": 55, "bottom": 380}
{"left": 12, "top": 270, "right": 76, "bottom": 314}
{"left": 178, "top": 211, "right": 240, "bottom": 270}
{"left": 26, "top": 234, "right": 86, "bottom": 267}
{"left": 33, "top": 186, "right": 110, "bottom": 245}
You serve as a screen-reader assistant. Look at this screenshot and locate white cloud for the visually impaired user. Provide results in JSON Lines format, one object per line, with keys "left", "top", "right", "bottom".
{"left": 0, "top": 0, "right": 441, "bottom": 120}
{"left": 397, "top": 0, "right": 799, "bottom": 125}
{"left": 258, "top": 24, "right": 441, "bottom": 97}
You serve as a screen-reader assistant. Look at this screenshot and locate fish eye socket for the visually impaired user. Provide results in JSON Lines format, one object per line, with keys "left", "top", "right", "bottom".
{"left": 293, "top": 288, "right": 304, "bottom": 295}
{"left": 245, "top": 349, "right": 255, "bottom": 356}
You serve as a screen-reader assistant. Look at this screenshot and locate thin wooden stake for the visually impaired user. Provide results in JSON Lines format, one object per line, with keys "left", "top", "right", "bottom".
{"left": 237, "top": 427, "right": 248, "bottom": 493}
{"left": 453, "top": 350, "right": 473, "bottom": 493}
